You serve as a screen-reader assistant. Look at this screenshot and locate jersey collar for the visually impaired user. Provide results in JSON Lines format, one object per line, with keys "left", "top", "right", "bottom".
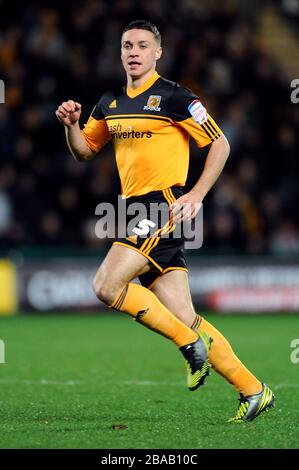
{"left": 126, "top": 71, "right": 160, "bottom": 98}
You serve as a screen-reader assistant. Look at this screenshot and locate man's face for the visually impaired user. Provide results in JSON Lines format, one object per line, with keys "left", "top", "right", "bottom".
{"left": 121, "top": 29, "right": 162, "bottom": 78}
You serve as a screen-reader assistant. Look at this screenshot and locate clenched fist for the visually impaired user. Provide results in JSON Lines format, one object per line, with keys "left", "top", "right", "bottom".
{"left": 56, "top": 100, "right": 82, "bottom": 127}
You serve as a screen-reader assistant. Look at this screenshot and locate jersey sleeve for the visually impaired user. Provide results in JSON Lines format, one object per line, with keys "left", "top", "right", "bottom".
{"left": 169, "top": 86, "right": 223, "bottom": 148}
{"left": 82, "top": 96, "right": 111, "bottom": 153}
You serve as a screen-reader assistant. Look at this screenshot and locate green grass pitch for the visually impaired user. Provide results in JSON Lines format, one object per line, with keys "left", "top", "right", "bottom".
{"left": 0, "top": 312, "right": 298, "bottom": 449}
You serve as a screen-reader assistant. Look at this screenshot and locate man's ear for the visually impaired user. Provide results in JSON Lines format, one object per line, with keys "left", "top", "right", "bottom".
{"left": 155, "top": 47, "right": 162, "bottom": 61}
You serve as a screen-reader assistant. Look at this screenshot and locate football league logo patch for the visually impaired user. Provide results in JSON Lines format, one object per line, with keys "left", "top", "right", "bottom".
{"left": 188, "top": 99, "right": 208, "bottom": 124}
{"left": 144, "top": 95, "right": 161, "bottom": 112}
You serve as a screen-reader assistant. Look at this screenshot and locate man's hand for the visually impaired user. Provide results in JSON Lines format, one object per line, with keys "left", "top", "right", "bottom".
{"left": 170, "top": 192, "right": 202, "bottom": 223}
{"left": 55, "top": 100, "right": 94, "bottom": 161}
{"left": 56, "top": 100, "right": 82, "bottom": 127}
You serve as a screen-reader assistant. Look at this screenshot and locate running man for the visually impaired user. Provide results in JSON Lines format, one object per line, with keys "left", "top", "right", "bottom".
{"left": 56, "top": 20, "right": 275, "bottom": 422}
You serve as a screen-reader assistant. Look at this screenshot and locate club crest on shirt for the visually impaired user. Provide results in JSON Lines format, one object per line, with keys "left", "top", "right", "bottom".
{"left": 188, "top": 99, "right": 208, "bottom": 124}
{"left": 144, "top": 95, "right": 161, "bottom": 112}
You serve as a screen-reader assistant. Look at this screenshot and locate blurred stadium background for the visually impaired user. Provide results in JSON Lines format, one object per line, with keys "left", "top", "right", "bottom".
{"left": 1, "top": 0, "right": 299, "bottom": 451}
{"left": 1, "top": 0, "right": 299, "bottom": 314}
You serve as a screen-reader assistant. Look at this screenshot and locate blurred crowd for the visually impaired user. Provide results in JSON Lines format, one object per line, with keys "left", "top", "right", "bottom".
{"left": 0, "top": 0, "right": 299, "bottom": 255}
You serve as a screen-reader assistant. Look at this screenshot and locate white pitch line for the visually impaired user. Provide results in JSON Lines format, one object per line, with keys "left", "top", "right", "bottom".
{"left": 0, "top": 378, "right": 184, "bottom": 387}
{"left": 272, "top": 383, "right": 299, "bottom": 390}
{"left": 0, "top": 379, "right": 297, "bottom": 390}
{"left": 123, "top": 380, "right": 184, "bottom": 386}
{"left": 0, "top": 379, "right": 81, "bottom": 385}
{"left": 123, "top": 381, "right": 299, "bottom": 390}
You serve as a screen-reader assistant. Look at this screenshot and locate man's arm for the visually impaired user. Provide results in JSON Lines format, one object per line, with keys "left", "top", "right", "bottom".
{"left": 190, "top": 133, "right": 230, "bottom": 201}
{"left": 169, "top": 86, "right": 230, "bottom": 222}
{"left": 171, "top": 134, "right": 230, "bottom": 222}
{"left": 65, "top": 121, "right": 96, "bottom": 162}
{"left": 56, "top": 99, "right": 96, "bottom": 162}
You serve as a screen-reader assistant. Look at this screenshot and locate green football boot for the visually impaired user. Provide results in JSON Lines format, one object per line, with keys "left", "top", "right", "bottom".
{"left": 229, "top": 383, "right": 275, "bottom": 422}
{"left": 180, "top": 331, "right": 212, "bottom": 391}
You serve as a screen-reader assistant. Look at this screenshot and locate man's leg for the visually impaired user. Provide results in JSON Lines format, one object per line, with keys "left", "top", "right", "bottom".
{"left": 149, "top": 269, "right": 263, "bottom": 397}
{"left": 93, "top": 244, "right": 211, "bottom": 390}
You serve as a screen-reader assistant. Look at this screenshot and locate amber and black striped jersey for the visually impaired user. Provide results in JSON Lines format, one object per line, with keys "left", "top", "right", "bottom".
{"left": 83, "top": 71, "right": 223, "bottom": 198}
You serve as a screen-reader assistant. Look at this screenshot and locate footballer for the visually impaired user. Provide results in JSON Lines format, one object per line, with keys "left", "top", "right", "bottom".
{"left": 56, "top": 20, "right": 275, "bottom": 422}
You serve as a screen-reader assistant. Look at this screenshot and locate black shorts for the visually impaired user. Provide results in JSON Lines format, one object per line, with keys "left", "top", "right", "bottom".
{"left": 113, "top": 186, "right": 188, "bottom": 288}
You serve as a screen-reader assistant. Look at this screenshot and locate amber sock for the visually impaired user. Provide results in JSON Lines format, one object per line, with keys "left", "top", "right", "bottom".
{"left": 193, "top": 315, "right": 262, "bottom": 396}
{"left": 110, "top": 283, "right": 198, "bottom": 348}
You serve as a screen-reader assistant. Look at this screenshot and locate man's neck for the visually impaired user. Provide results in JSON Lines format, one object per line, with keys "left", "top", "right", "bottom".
{"left": 127, "top": 68, "right": 156, "bottom": 90}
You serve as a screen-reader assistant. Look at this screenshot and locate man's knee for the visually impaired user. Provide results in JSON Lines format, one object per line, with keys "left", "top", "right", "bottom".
{"left": 92, "top": 274, "right": 123, "bottom": 306}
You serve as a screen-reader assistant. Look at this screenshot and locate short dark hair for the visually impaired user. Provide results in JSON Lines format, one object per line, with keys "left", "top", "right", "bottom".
{"left": 122, "top": 20, "right": 161, "bottom": 46}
